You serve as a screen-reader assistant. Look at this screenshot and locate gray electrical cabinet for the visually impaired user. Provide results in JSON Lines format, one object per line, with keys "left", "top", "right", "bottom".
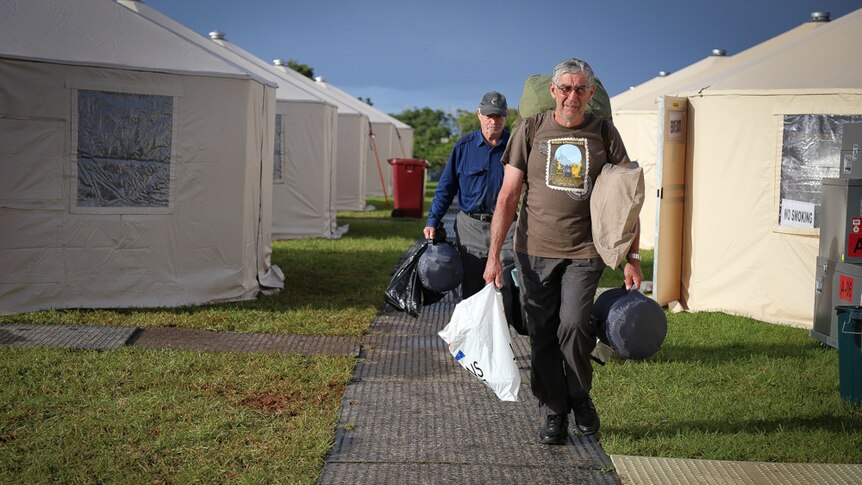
{"left": 819, "top": 178, "right": 862, "bottom": 264}
{"left": 840, "top": 122, "right": 862, "bottom": 178}
{"left": 813, "top": 257, "right": 862, "bottom": 348}
{"left": 813, "top": 123, "right": 862, "bottom": 347}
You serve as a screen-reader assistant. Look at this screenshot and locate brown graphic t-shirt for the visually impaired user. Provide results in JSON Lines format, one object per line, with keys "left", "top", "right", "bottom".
{"left": 502, "top": 111, "right": 630, "bottom": 259}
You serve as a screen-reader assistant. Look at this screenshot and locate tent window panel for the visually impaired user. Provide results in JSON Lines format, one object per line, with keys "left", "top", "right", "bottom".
{"left": 780, "top": 114, "right": 862, "bottom": 228}
{"left": 76, "top": 90, "right": 173, "bottom": 208}
{"left": 273, "top": 114, "right": 284, "bottom": 182}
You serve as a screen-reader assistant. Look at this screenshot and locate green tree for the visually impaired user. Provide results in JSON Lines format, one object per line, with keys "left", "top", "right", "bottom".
{"left": 455, "top": 108, "right": 519, "bottom": 134}
{"left": 454, "top": 109, "right": 480, "bottom": 135}
{"left": 391, "top": 107, "right": 519, "bottom": 170}
{"left": 391, "top": 108, "right": 456, "bottom": 169}
{"left": 287, "top": 60, "right": 314, "bottom": 79}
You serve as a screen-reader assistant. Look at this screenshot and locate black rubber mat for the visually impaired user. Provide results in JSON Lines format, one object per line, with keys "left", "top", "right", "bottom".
{"left": 130, "top": 327, "right": 360, "bottom": 356}
{"left": 321, "top": 276, "right": 621, "bottom": 484}
{"left": 0, "top": 323, "right": 136, "bottom": 350}
{"left": 321, "top": 463, "right": 620, "bottom": 485}
{"left": 329, "top": 380, "right": 612, "bottom": 466}
{"left": 0, "top": 324, "right": 360, "bottom": 356}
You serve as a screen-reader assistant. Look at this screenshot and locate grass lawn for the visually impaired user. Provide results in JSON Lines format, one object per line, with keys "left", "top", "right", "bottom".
{"left": 1, "top": 348, "right": 354, "bottom": 484}
{"left": 1, "top": 194, "right": 425, "bottom": 484}
{"left": 2, "top": 187, "right": 862, "bottom": 483}
{"left": 595, "top": 311, "right": 862, "bottom": 463}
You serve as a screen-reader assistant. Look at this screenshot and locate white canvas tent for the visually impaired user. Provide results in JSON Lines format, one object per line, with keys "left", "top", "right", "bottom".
{"left": 118, "top": 0, "right": 343, "bottom": 240}
{"left": 611, "top": 53, "right": 730, "bottom": 250}
{"left": 0, "top": 0, "right": 283, "bottom": 314}
{"left": 210, "top": 36, "right": 340, "bottom": 240}
{"left": 312, "top": 79, "right": 414, "bottom": 200}
{"left": 269, "top": 61, "right": 372, "bottom": 212}
{"left": 649, "top": 9, "right": 862, "bottom": 326}
{"left": 611, "top": 13, "right": 831, "bottom": 251}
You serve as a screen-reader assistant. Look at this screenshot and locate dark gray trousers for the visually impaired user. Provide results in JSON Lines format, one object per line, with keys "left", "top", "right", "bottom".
{"left": 515, "top": 252, "right": 605, "bottom": 416}
{"left": 454, "top": 211, "right": 515, "bottom": 299}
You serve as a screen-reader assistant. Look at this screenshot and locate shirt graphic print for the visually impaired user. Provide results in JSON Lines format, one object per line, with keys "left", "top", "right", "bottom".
{"left": 544, "top": 137, "right": 591, "bottom": 200}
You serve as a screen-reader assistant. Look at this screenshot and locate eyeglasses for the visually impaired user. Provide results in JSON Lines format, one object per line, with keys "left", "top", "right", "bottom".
{"left": 554, "top": 83, "right": 590, "bottom": 97}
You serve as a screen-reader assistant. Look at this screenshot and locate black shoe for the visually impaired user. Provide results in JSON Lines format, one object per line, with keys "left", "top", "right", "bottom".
{"left": 572, "top": 396, "right": 600, "bottom": 435}
{"left": 539, "top": 414, "right": 569, "bottom": 445}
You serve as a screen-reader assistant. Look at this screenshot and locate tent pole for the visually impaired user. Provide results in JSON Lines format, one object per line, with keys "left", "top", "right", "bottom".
{"left": 369, "top": 122, "right": 389, "bottom": 207}
{"left": 395, "top": 128, "right": 406, "bottom": 157}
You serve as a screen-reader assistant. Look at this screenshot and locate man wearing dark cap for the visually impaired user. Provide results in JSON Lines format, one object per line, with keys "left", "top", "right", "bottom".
{"left": 424, "top": 91, "right": 516, "bottom": 299}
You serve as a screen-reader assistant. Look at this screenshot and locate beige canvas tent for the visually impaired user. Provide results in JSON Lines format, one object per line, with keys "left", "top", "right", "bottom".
{"left": 0, "top": 0, "right": 283, "bottom": 314}
{"left": 312, "top": 79, "right": 414, "bottom": 200}
{"left": 269, "top": 61, "right": 373, "bottom": 212}
{"left": 649, "top": 9, "right": 862, "bottom": 326}
{"left": 611, "top": 14, "right": 832, "bottom": 252}
{"left": 611, "top": 52, "right": 730, "bottom": 250}
{"left": 210, "top": 34, "right": 341, "bottom": 240}
{"left": 118, "top": 0, "right": 344, "bottom": 240}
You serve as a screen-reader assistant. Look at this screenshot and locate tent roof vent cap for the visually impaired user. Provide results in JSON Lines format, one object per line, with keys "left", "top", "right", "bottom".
{"left": 711, "top": 48, "right": 727, "bottom": 56}
{"left": 810, "top": 11, "right": 830, "bottom": 22}
{"left": 208, "top": 30, "right": 225, "bottom": 40}
{"left": 315, "top": 76, "right": 325, "bottom": 83}
{"left": 658, "top": 70, "right": 670, "bottom": 77}
{"left": 272, "top": 59, "right": 284, "bottom": 66}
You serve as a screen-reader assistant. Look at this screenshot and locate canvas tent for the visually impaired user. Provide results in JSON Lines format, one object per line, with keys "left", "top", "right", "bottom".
{"left": 0, "top": 0, "right": 283, "bottom": 314}
{"left": 611, "top": 52, "right": 731, "bottom": 251}
{"left": 312, "top": 79, "right": 414, "bottom": 200}
{"left": 613, "top": 11, "right": 830, "bottom": 113}
{"left": 210, "top": 34, "right": 340, "bottom": 240}
{"left": 644, "top": 9, "right": 862, "bottom": 326}
{"left": 611, "top": 11, "right": 830, "bottom": 252}
{"left": 118, "top": 0, "right": 344, "bottom": 240}
{"left": 269, "top": 61, "right": 372, "bottom": 212}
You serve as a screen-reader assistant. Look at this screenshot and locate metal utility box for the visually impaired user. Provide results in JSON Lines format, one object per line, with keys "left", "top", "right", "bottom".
{"left": 813, "top": 126, "right": 862, "bottom": 348}
{"left": 812, "top": 257, "right": 862, "bottom": 348}
{"left": 840, "top": 123, "right": 862, "bottom": 178}
{"left": 819, "top": 178, "right": 862, "bottom": 264}
{"left": 836, "top": 305, "right": 862, "bottom": 405}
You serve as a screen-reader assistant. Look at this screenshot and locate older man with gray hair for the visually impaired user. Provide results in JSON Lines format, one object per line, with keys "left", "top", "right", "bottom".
{"left": 484, "top": 58, "right": 643, "bottom": 445}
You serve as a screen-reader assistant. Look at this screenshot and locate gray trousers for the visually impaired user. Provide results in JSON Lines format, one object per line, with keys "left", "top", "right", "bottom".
{"left": 515, "top": 252, "right": 605, "bottom": 416}
{"left": 454, "top": 211, "right": 515, "bottom": 299}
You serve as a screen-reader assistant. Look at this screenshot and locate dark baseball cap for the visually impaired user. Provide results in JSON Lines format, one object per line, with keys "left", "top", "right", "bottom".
{"left": 478, "top": 91, "right": 508, "bottom": 116}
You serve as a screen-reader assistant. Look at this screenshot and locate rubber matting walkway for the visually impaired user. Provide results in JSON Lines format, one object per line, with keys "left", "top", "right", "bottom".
{"left": 0, "top": 323, "right": 360, "bottom": 356}
{"left": 319, "top": 292, "right": 621, "bottom": 485}
{"left": 0, "top": 323, "right": 136, "bottom": 349}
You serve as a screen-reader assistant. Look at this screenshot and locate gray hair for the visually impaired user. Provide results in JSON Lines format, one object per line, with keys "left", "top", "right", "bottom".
{"left": 551, "top": 58, "right": 595, "bottom": 86}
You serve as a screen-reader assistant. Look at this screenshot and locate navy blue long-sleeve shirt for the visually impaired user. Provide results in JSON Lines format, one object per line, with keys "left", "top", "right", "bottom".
{"left": 425, "top": 129, "right": 510, "bottom": 228}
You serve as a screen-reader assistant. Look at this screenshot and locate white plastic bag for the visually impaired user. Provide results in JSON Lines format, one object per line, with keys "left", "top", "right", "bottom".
{"left": 438, "top": 283, "right": 521, "bottom": 401}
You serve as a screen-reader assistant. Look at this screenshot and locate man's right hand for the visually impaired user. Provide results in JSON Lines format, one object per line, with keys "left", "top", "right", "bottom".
{"left": 423, "top": 226, "right": 435, "bottom": 240}
{"left": 483, "top": 256, "right": 504, "bottom": 289}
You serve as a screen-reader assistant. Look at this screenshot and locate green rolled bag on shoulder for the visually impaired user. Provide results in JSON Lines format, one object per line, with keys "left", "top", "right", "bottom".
{"left": 512, "top": 74, "right": 613, "bottom": 133}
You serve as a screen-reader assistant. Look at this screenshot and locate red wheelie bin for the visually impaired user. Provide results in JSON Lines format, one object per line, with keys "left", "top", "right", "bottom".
{"left": 388, "top": 158, "right": 429, "bottom": 218}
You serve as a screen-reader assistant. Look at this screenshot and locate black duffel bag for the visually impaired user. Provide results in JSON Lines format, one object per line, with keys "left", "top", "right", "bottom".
{"left": 500, "top": 264, "right": 528, "bottom": 336}
{"left": 591, "top": 287, "right": 667, "bottom": 360}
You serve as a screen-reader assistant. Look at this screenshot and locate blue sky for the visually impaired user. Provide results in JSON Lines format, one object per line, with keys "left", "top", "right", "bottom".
{"left": 143, "top": 0, "right": 860, "bottom": 115}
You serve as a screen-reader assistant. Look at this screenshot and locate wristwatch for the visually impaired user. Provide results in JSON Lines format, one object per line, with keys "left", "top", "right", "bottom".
{"left": 627, "top": 253, "right": 641, "bottom": 263}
